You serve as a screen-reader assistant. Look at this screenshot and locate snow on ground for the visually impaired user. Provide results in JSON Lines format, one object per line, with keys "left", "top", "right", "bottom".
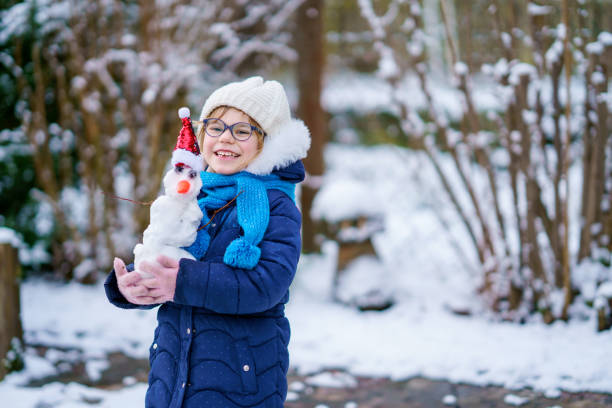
{"left": 0, "top": 281, "right": 156, "bottom": 407}
{"left": 290, "top": 248, "right": 612, "bottom": 393}
{"left": 0, "top": 381, "right": 148, "bottom": 408}
{"left": 20, "top": 280, "right": 157, "bottom": 360}
{"left": 2, "top": 144, "right": 612, "bottom": 407}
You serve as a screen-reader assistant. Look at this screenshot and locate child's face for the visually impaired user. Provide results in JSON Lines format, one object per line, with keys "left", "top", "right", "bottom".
{"left": 202, "top": 108, "right": 260, "bottom": 175}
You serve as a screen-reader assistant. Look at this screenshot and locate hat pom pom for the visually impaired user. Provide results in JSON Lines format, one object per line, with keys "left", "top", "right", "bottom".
{"left": 178, "top": 107, "right": 190, "bottom": 119}
{"left": 224, "top": 238, "right": 261, "bottom": 269}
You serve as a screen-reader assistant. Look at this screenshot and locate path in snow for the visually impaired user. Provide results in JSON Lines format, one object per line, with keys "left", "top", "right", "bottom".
{"left": 6, "top": 347, "right": 612, "bottom": 408}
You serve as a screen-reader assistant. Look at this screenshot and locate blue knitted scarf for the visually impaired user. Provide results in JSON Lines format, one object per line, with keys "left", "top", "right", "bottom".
{"left": 184, "top": 171, "right": 296, "bottom": 269}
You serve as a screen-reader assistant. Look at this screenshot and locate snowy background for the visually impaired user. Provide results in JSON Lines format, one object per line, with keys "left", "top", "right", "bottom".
{"left": 2, "top": 143, "right": 612, "bottom": 407}
{"left": 1, "top": 0, "right": 612, "bottom": 407}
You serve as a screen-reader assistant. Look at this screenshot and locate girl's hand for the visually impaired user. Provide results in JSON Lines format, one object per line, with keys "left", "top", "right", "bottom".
{"left": 139, "top": 255, "right": 179, "bottom": 304}
{"left": 114, "top": 257, "right": 159, "bottom": 305}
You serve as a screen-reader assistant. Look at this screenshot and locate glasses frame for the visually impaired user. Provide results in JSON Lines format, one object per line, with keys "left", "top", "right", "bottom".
{"left": 202, "top": 118, "right": 265, "bottom": 142}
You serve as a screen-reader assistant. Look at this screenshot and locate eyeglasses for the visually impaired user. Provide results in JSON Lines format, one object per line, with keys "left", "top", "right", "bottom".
{"left": 202, "top": 118, "right": 265, "bottom": 141}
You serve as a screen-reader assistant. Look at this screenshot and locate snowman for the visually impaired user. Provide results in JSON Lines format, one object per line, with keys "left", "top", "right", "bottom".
{"left": 133, "top": 107, "right": 204, "bottom": 278}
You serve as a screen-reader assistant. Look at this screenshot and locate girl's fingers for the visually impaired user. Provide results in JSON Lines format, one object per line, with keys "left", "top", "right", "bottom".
{"left": 140, "top": 278, "right": 159, "bottom": 289}
{"left": 156, "top": 254, "right": 179, "bottom": 269}
{"left": 139, "top": 261, "right": 161, "bottom": 277}
{"left": 121, "top": 270, "right": 142, "bottom": 286}
{"left": 133, "top": 296, "right": 157, "bottom": 305}
{"left": 148, "top": 288, "right": 166, "bottom": 298}
{"left": 129, "top": 285, "right": 149, "bottom": 297}
{"left": 114, "top": 257, "right": 127, "bottom": 277}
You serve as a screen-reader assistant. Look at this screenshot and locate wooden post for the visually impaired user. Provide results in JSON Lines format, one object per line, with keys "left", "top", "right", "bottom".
{"left": 329, "top": 216, "right": 393, "bottom": 311}
{"left": 296, "top": 0, "right": 326, "bottom": 254}
{"left": 0, "top": 243, "right": 23, "bottom": 380}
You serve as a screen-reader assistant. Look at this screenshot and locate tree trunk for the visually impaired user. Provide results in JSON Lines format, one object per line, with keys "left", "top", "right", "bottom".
{"left": 295, "top": 0, "right": 326, "bottom": 253}
{"left": 0, "top": 243, "right": 23, "bottom": 380}
{"left": 453, "top": 0, "right": 473, "bottom": 71}
{"left": 560, "top": 0, "right": 573, "bottom": 320}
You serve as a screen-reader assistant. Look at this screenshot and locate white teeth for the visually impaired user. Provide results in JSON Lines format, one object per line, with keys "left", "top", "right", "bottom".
{"left": 216, "top": 151, "right": 238, "bottom": 157}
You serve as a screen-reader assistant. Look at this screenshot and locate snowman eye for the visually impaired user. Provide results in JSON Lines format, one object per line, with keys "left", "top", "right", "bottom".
{"left": 175, "top": 165, "right": 184, "bottom": 173}
{"left": 188, "top": 170, "right": 197, "bottom": 179}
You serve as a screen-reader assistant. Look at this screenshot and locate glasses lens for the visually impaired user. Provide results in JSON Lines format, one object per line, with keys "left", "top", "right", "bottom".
{"left": 232, "top": 123, "right": 252, "bottom": 141}
{"left": 205, "top": 119, "right": 225, "bottom": 137}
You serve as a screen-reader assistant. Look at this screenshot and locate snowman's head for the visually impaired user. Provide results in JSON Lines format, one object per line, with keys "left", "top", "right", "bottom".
{"left": 163, "top": 164, "right": 202, "bottom": 199}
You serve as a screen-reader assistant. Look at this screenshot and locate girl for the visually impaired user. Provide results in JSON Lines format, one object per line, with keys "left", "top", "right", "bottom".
{"left": 105, "top": 76, "right": 311, "bottom": 408}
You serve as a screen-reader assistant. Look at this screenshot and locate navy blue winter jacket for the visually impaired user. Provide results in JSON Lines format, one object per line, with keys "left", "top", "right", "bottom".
{"left": 105, "top": 161, "right": 305, "bottom": 407}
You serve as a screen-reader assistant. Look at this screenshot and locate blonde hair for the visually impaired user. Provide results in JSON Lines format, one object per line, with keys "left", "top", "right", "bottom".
{"left": 197, "top": 106, "right": 265, "bottom": 153}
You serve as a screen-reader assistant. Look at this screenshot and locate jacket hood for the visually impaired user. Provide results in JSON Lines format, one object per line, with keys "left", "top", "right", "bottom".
{"left": 272, "top": 160, "right": 305, "bottom": 183}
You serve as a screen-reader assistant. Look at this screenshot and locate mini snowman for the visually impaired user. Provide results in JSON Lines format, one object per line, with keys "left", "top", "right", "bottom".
{"left": 133, "top": 107, "right": 204, "bottom": 278}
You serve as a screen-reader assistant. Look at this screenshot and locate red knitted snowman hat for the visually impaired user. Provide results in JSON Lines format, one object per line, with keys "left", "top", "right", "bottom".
{"left": 171, "top": 107, "right": 203, "bottom": 172}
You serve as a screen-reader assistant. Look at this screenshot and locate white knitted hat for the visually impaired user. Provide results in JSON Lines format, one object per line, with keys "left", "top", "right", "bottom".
{"left": 199, "top": 76, "right": 310, "bottom": 175}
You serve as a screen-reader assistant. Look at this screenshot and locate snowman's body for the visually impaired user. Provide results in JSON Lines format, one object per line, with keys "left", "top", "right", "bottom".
{"left": 134, "top": 165, "right": 203, "bottom": 278}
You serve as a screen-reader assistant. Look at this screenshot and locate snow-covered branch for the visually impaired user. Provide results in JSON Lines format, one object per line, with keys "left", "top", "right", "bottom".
{"left": 357, "top": 0, "right": 612, "bottom": 324}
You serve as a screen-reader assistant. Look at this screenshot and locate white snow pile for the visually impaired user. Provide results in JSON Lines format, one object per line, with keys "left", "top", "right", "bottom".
{"left": 305, "top": 371, "right": 358, "bottom": 389}
{"left": 311, "top": 177, "right": 383, "bottom": 223}
{"left": 0, "top": 226, "right": 50, "bottom": 266}
{"left": 0, "top": 226, "right": 22, "bottom": 248}
{"left": 335, "top": 255, "right": 394, "bottom": 308}
{"left": 311, "top": 176, "right": 385, "bottom": 245}
{"left": 504, "top": 393, "right": 529, "bottom": 406}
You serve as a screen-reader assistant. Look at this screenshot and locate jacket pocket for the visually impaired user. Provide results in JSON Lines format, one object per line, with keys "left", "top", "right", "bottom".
{"left": 234, "top": 338, "right": 257, "bottom": 394}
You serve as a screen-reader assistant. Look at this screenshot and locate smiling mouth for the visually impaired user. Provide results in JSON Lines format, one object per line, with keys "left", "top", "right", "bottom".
{"left": 215, "top": 151, "right": 239, "bottom": 158}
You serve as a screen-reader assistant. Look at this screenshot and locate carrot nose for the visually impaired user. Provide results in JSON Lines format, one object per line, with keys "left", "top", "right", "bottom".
{"left": 177, "top": 180, "right": 190, "bottom": 194}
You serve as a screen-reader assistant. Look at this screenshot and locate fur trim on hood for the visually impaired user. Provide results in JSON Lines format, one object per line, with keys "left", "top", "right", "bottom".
{"left": 245, "top": 118, "right": 311, "bottom": 176}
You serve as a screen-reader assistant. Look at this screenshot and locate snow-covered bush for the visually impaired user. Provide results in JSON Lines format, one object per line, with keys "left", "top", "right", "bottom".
{"left": 0, "top": 0, "right": 303, "bottom": 280}
{"left": 0, "top": 128, "right": 46, "bottom": 270}
{"left": 2, "top": 338, "right": 24, "bottom": 377}
{"left": 356, "top": 0, "right": 612, "bottom": 325}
